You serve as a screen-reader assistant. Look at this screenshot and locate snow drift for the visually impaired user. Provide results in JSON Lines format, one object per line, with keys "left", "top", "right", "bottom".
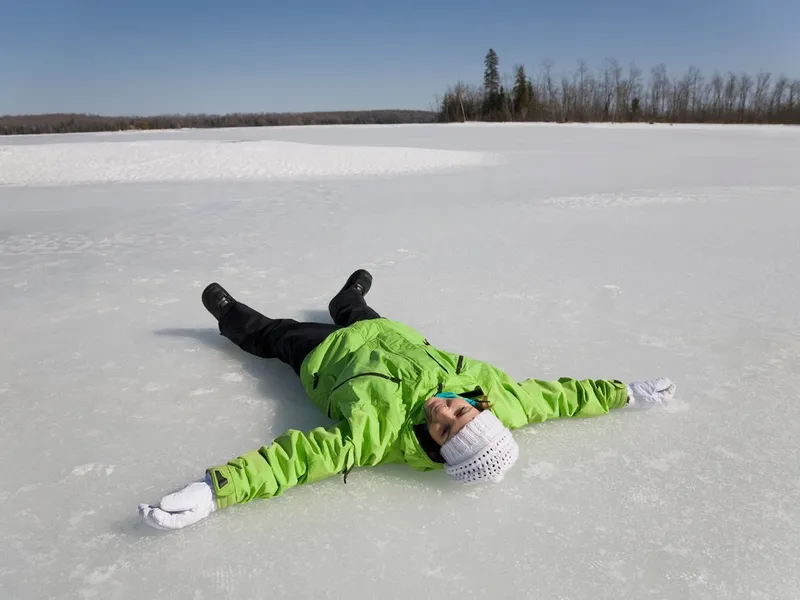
{"left": 0, "top": 138, "right": 493, "bottom": 186}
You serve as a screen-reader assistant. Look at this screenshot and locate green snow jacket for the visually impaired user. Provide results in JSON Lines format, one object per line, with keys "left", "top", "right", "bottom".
{"left": 206, "top": 318, "right": 628, "bottom": 508}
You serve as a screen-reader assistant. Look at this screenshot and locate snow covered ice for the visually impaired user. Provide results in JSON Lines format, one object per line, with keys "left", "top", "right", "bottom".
{"left": 1, "top": 123, "right": 800, "bottom": 599}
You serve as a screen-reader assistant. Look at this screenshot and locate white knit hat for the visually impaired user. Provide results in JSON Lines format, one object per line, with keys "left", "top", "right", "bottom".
{"left": 440, "top": 411, "right": 520, "bottom": 484}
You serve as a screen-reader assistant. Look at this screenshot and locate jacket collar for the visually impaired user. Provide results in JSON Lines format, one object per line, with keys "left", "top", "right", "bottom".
{"left": 399, "top": 413, "right": 442, "bottom": 471}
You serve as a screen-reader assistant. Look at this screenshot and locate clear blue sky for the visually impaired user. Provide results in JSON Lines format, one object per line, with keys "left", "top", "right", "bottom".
{"left": 1, "top": 0, "right": 797, "bottom": 116}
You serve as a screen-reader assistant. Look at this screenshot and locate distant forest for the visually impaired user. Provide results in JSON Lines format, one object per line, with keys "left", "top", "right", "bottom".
{"left": 438, "top": 49, "right": 800, "bottom": 125}
{"left": 2, "top": 49, "right": 799, "bottom": 135}
{"left": 0, "top": 110, "right": 436, "bottom": 135}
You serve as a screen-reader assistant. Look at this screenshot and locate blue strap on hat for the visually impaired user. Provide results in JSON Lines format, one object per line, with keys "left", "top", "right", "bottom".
{"left": 434, "top": 391, "right": 479, "bottom": 408}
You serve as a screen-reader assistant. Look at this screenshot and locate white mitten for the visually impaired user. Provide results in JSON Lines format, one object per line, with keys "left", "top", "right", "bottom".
{"left": 626, "top": 378, "right": 676, "bottom": 408}
{"left": 139, "top": 479, "right": 217, "bottom": 530}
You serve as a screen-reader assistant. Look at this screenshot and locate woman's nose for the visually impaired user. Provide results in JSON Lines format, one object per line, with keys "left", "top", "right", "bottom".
{"left": 440, "top": 410, "right": 456, "bottom": 424}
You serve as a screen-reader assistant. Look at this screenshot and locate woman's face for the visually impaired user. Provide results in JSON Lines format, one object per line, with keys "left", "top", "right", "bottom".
{"left": 424, "top": 395, "right": 479, "bottom": 446}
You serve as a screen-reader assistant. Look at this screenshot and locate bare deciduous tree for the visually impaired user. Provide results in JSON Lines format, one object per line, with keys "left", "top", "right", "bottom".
{"left": 738, "top": 73, "right": 754, "bottom": 120}
{"left": 753, "top": 71, "right": 771, "bottom": 120}
{"left": 540, "top": 59, "right": 556, "bottom": 121}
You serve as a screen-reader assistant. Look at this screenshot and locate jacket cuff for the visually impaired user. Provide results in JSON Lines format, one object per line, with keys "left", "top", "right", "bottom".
{"left": 205, "top": 465, "right": 237, "bottom": 509}
{"left": 611, "top": 380, "right": 630, "bottom": 409}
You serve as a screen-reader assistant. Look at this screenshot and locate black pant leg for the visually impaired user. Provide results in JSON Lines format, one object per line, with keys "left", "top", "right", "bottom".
{"left": 219, "top": 301, "right": 340, "bottom": 374}
{"left": 328, "top": 289, "right": 381, "bottom": 327}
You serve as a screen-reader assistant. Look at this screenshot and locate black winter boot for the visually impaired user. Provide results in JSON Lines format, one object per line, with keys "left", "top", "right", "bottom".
{"left": 202, "top": 282, "right": 236, "bottom": 322}
{"left": 328, "top": 269, "right": 378, "bottom": 327}
{"left": 338, "top": 269, "right": 373, "bottom": 297}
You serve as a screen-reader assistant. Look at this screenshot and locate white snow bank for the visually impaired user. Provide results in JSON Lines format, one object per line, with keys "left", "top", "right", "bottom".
{"left": 0, "top": 139, "right": 492, "bottom": 186}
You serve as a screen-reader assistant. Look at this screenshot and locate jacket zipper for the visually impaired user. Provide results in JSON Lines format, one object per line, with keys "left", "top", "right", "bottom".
{"left": 456, "top": 355, "right": 464, "bottom": 375}
{"left": 313, "top": 373, "right": 320, "bottom": 389}
{"left": 331, "top": 372, "right": 401, "bottom": 393}
{"left": 425, "top": 350, "right": 449, "bottom": 373}
{"left": 323, "top": 372, "right": 401, "bottom": 419}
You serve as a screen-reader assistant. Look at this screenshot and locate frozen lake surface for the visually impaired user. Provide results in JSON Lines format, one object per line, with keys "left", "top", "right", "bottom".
{"left": 1, "top": 122, "right": 799, "bottom": 599}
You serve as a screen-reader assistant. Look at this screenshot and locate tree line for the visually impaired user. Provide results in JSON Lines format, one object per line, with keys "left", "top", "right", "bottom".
{"left": 3, "top": 50, "right": 799, "bottom": 135}
{"left": 0, "top": 110, "right": 436, "bottom": 136}
{"left": 438, "top": 49, "right": 800, "bottom": 125}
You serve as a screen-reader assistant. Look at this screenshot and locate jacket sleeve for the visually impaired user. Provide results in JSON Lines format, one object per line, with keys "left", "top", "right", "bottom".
{"left": 515, "top": 377, "right": 629, "bottom": 423}
{"left": 205, "top": 420, "right": 355, "bottom": 509}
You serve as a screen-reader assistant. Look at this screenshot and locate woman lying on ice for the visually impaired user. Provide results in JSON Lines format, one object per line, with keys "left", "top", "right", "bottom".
{"left": 139, "top": 269, "right": 676, "bottom": 530}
